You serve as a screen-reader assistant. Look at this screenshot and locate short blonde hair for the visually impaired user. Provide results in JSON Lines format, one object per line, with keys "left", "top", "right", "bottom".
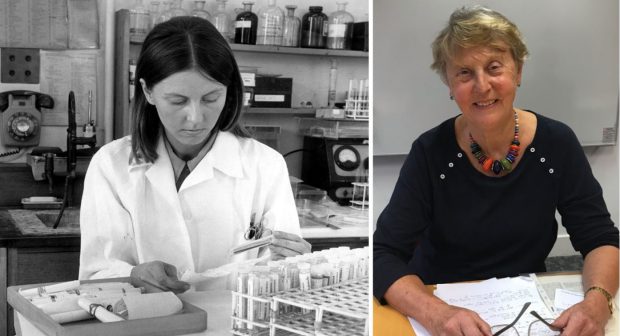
{"left": 431, "top": 6, "right": 529, "bottom": 83}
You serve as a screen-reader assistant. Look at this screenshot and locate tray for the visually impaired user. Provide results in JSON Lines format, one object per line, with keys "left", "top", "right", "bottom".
{"left": 8, "top": 278, "right": 207, "bottom": 336}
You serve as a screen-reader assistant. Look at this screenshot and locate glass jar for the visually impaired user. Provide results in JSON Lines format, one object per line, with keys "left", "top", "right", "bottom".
{"left": 129, "top": 0, "right": 151, "bottom": 42}
{"left": 168, "top": 0, "right": 188, "bottom": 17}
{"left": 213, "top": 0, "right": 232, "bottom": 41}
{"left": 256, "top": 0, "right": 283, "bottom": 45}
{"left": 281, "top": 5, "right": 300, "bottom": 47}
{"left": 148, "top": 1, "right": 161, "bottom": 29}
{"left": 234, "top": 2, "right": 257, "bottom": 45}
{"left": 327, "top": 2, "right": 354, "bottom": 50}
{"left": 191, "top": 0, "right": 211, "bottom": 21}
{"left": 300, "top": 6, "right": 327, "bottom": 48}
{"left": 155, "top": 1, "right": 172, "bottom": 24}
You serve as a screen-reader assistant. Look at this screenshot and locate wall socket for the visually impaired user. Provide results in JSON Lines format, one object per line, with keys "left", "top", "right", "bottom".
{"left": 1, "top": 48, "right": 40, "bottom": 84}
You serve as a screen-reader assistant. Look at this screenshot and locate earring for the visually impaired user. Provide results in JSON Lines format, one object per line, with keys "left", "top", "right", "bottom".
{"left": 517, "top": 83, "right": 521, "bottom": 87}
{"left": 449, "top": 95, "right": 454, "bottom": 100}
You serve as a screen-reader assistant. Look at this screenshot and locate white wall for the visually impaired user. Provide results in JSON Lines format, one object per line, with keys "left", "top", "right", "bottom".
{"left": 373, "top": 144, "right": 620, "bottom": 257}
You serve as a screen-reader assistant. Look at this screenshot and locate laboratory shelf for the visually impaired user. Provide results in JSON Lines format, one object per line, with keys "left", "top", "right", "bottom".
{"left": 230, "top": 44, "right": 368, "bottom": 58}
{"left": 244, "top": 108, "right": 316, "bottom": 115}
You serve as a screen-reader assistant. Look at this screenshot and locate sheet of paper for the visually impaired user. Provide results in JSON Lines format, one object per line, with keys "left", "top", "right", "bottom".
{"left": 39, "top": 50, "right": 98, "bottom": 126}
{"left": 554, "top": 288, "right": 583, "bottom": 312}
{"left": 0, "top": 0, "right": 67, "bottom": 48}
{"left": 408, "top": 276, "right": 555, "bottom": 336}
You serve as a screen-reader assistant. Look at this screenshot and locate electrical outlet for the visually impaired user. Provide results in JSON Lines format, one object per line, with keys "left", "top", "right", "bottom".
{"left": 1, "top": 48, "right": 40, "bottom": 84}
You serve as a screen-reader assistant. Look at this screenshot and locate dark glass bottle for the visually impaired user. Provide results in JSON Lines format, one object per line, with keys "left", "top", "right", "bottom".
{"left": 235, "top": 2, "right": 258, "bottom": 44}
{"left": 300, "top": 6, "right": 327, "bottom": 48}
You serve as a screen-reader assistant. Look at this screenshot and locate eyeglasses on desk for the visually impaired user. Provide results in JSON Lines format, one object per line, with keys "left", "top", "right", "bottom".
{"left": 491, "top": 302, "right": 561, "bottom": 336}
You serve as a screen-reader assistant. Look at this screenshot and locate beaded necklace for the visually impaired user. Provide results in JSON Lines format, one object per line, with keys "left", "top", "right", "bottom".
{"left": 469, "top": 111, "right": 520, "bottom": 175}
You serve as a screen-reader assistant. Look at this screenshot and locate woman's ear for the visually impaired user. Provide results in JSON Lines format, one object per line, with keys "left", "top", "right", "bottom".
{"left": 140, "top": 79, "right": 154, "bottom": 105}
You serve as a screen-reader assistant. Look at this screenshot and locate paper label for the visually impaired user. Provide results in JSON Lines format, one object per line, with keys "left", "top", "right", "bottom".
{"left": 235, "top": 20, "right": 252, "bottom": 28}
{"left": 328, "top": 24, "right": 346, "bottom": 37}
{"left": 240, "top": 72, "right": 255, "bottom": 86}
{"left": 254, "top": 94, "right": 285, "bottom": 102}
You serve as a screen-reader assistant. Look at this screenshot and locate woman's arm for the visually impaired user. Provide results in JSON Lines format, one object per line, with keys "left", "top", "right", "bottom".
{"left": 385, "top": 275, "right": 492, "bottom": 336}
{"left": 553, "top": 245, "right": 619, "bottom": 335}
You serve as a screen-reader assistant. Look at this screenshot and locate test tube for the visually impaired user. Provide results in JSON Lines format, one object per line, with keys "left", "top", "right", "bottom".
{"left": 298, "top": 263, "right": 311, "bottom": 292}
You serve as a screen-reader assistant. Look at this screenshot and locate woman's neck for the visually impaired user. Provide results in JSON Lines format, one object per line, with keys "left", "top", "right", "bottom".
{"left": 466, "top": 110, "right": 517, "bottom": 159}
{"left": 165, "top": 131, "right": 217, "bottom": 161}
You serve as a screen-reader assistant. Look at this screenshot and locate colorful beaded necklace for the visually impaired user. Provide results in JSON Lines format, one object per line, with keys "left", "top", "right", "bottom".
{"left": 469, "top": 111, "right": 520, "bottom": 175}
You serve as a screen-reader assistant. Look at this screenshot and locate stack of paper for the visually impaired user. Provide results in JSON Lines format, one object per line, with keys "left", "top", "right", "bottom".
{"left": 409, "top": 276, "right": 555, "bottom": 335}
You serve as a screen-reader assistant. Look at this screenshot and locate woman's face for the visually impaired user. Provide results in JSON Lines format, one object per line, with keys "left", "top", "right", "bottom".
{"left": 141, "top": 70, "right": 227, "bottom": 155}
{"left": 445, "top": 44, "right": 522, "bottom": 128}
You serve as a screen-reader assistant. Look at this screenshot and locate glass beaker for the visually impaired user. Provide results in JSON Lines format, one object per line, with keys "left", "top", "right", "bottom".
{"left": 191, "top": 0, "right": 211, "bottom": 21}
{"left": 213, "top": 0, "right": 232, "bottom": 41}
{"left": 129, "top": 0, "right": 151, "bottom": 42}
{"left": 281, "top": 5, "right": 300, "bottom": 47}
{"left": 234, "top": 2, "right": 257, "bottom": 44}
{"left": 327, "top": 2, "right": 354, "bottom": 50}
{"left": 300, "top": 6, "right": 327, "bottom": 48}
{"left": 256, "top": 0, "right": 284, "bottom": 45}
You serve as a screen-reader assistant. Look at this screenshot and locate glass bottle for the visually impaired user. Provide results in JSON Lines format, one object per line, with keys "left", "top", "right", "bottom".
{"left": 301, "top": 6, "right": 327, "bottom": 48}
{"left": 191, "top": 0, "right": 211, "bottom": 21}
{"left": 155, "top": 1, "right": 172, "bottom": 24}
{"left": 213, "top": 0, "right": 232, "bottom": 41}
{"left": 234, "top": 2, "right": 257, "bottom": 45}
{"left": 169, "top": 0, "right": 188, "bottom": 17}
{"left": 129, "top": 0, "right": 151, "bottom": 42}
{"left": 148, "top": 1, "right": 160, "bottom": 29}
{"left": 256, "top": 0, "right": 284, "bottom": 46}
{"left": 327, "top": 2, "right": 354, "bottom": 49}
{"left": 281, "top": 5, "right": 300, "bottom": 47}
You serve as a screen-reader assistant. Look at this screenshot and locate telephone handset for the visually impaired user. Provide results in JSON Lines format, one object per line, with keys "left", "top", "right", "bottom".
{"left": 0, "top": 90, "right": 54, "bottom": 147}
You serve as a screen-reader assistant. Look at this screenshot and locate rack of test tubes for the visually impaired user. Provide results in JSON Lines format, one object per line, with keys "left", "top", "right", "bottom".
{"left": 350, "top": 182, "right": 369, "bottom": 211}
{"left": 344, "top": 79, "right": 369, "bottom": 120}
{"left": 231, "top": 246, "right": 369, "bottom": 336}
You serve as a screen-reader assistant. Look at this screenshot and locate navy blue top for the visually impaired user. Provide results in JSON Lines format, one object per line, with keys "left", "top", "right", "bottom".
{"left": 373, "top": 112, "right": 619, "bottom": 302}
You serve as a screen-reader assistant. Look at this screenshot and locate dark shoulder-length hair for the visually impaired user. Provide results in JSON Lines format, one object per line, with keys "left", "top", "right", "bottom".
{"left": 132, "top": 16, "right": 248, "bottom": 163}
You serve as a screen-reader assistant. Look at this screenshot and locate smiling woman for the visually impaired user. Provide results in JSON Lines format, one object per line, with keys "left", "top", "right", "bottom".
{"left": 78, "top": 16, "right": 311, "bottom": 294}
{"left": 373, "top": 5, "right": 619, "bottom": 336}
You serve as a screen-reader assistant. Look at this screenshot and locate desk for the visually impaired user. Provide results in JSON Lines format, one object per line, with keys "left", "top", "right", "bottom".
{"left": 373, "top": 274, "right": 619, "bottom": 336}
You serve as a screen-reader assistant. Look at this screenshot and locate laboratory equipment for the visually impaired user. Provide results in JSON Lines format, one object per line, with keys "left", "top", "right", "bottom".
{"left": 234, "top": 2, "right": 258, "bottom": 44}
{"left": 301, "top": 136, "right": 368, "bottom": 204}
{"left": 190, "top": 0, "right": 211, "bottom": 21}
{"left": 281, "top": 5, "right": 300, "bottom": 47}
{"left": 168, "top": 0, "right": 188, "bottom": 17}
{"left": 301, "top": 6, "right": 327, "bottom": 48}
{"left": 213, "top": 0, "right": 233, "bottom": 41}
{"left": 327, "top": 2, "right": 354, "bottom": 50}
{"left": 256, "top": 0, "right": 284, "bottom": 45}
{"left": 149, "top": 1, "right": 161, "bottom": 28}
{"left": 328, "top": 59, "right": 337, "bottom": 107}
{"left": 344, "top": 79, "right": 369, "bottom": 120}
{"left": 231, "top": 247, "right": 369, "bottom": 335}
{"left": 129, "top": 0, "right": 151, "bottom": 42}
{"left": 350, "top": 182, "right": 369, "bottom": 211}
{"left": 155, "top": 1, "right": 172, "bottom": 24}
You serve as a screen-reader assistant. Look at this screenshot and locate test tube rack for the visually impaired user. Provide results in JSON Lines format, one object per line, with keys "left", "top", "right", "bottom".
{"left": 231, "top": 277, "right": 368, "bottom": 336}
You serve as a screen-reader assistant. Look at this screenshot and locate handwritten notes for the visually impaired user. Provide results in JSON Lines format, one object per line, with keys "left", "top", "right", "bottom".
{"left": 408, "top": 276, "right": 555, "bottom": 335}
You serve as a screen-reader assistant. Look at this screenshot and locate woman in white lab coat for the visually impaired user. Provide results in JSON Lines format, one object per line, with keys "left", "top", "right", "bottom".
{"left": 79, "top": 17, "right": 310, "bottom": 292}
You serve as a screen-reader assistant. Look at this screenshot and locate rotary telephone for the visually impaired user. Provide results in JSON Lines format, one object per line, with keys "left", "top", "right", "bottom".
{"left": 0, "top": 90, "right": 53, "bottom": 149}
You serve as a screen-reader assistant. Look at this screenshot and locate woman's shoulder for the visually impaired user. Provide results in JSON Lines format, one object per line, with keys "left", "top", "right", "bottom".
{"left": 91, "top": 135, "right": 133, "bottom": 166}
{"left": 413, "top": 117, "right": 457, "bottom": 151}
{"left": 529, "top": 111, "right": 579, "bottom": 144}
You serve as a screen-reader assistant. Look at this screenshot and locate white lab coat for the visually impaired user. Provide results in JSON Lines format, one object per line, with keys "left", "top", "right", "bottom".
{"left": 78, "top": 131, "right": 300, "bottom": 286}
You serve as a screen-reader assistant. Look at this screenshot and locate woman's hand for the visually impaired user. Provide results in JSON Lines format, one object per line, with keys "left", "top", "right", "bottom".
{"left": 268, "top": 230, "right": 312, "bottom": 260}
{"left": 427, "top": 304, "right": 493, "bottom": 336}
{"left": 551, "top": 293, "right": 610, "bottom": 336}
{"left": 130, "top": 260, "right": 191, "bottom": 294}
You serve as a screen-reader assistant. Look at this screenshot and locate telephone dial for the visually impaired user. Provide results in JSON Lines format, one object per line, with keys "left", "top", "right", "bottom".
{"left": 0, "top": 90, "right": 53, "bottom": 147}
